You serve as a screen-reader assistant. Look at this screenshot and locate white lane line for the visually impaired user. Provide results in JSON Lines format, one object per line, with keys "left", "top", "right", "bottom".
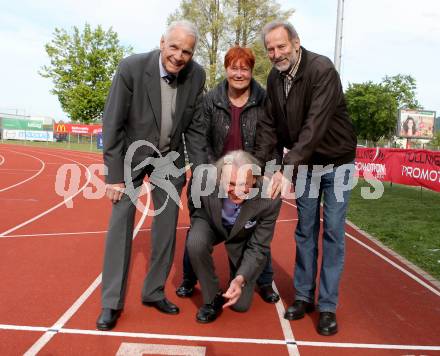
{"left": 272, "top": 282, "right": 300, "bottom": 356}
{"left": 346, "top": 232, "right": 440, "bottom": 297}
{"left": 0, "top": 150, "right": 45, "bottom": 193}
{"left": 6, "top": 219, "right": 297, "bottom": 239}
{"left": 0, "top": 154, "right": 5, "bottom": 166}
{"left": 6, "top": 226, "right": 189, "bottom": 238}
{"left": 23, "top": 183, "right": 151, "bottom": 356}
{"left": 3, "top": 323, "right": 439, "bottom": 351}
{"left": 282, "top": 200, "right": 440, "bottom": 297}
{"left": 295, "top": 340, "right": 440, "bottom": 351}
{"left": 0, "top": 151, "right": 91, "bottom": 237}
{"left": 0, "top": 324, "right": 48, "bottom": 332}
{"left": 0, "top": 168, "right": 40, "bottom": 172}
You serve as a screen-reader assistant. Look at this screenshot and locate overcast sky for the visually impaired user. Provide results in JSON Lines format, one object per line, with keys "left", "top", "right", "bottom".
{"left": 1, "top": 0, "right": 439, "bottom": 120}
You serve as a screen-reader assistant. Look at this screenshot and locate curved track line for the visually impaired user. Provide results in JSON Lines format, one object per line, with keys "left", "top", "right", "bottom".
{"left": 0, "top": 150, "right": 45, "bottom": 193}
{"left": 281, "top": 199, "right": 440, "bottom": 296}
{"left": 0, "top": 154, "right": 5, "bottom": 166}
{"left": 24, "top": 182, "right": 151, "bottom": 356}
{"left": 0, "top": 150, "right": 91, "bottom": 237}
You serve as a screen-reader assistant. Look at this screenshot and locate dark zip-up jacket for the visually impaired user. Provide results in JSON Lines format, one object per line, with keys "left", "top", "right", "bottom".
{"left": 203, "top": 78, "right": 267, "bottom": 163}
{"left": 254, "top": 47, "right": 357, "bottom": 170}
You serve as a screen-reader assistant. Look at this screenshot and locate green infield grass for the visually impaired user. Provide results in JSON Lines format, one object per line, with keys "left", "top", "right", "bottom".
{"left": 348, "top": 179, "right": 440, "bottom": 280}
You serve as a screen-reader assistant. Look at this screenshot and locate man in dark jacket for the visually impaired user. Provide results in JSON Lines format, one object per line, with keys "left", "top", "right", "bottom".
{"left": 254, "top": 20, "right": 357, "bottom": 336}
{"left": 187, "top": 150, "right": 281, "bottom": 323}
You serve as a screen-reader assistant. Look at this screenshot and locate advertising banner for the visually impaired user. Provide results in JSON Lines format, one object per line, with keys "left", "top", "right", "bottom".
{"left": 53, "top": 123, "right": 102, "bottom": 135}
{"left": 2, "top": 118, "right": 44, "bottom": 131}
{"left": 356, "top": 147, "right": 440, "bottom": 192}
{"left": 96, "top": 132, "right": 103, "bottom": 149}
{"left": 397, "top": 109, "right": 436, "bottom": 138}
{"left": 3, "top": 129, "right": 54, "bottom": 142}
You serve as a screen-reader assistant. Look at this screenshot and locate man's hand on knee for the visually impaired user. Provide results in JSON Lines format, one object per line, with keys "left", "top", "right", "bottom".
{"left": 222, "top": 275, "right": 245, "bottom": 308}
{"left": 105, "top": 183, "right": 125, "bottom": 203}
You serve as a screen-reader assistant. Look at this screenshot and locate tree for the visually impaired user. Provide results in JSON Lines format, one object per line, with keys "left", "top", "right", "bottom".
{"left": 345, "top": 82, "right": 398, "bottom": 145}
{"left": 429, "top": 131, "right": 440, "bottom": 149}
{"left": 168, "top": 0, "right": 226, "bottom": 89}
{"left": 169, "top": 0, "right": 294, "bottom": 88}
{"left": 40, "top": 24, "right": 132, "bottom": 123}
{"left": 382, "top": 74, "right": 419, "bottom": 109}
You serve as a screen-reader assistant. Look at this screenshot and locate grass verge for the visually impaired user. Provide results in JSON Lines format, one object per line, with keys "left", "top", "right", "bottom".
{"left": 348, "top": 179, "right": 440, "bottom": 280}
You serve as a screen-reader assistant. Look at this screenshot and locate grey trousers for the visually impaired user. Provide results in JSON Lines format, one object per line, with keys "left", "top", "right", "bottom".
{"left": 187, "top": 217, "right": 266, "bottom": 312}
{"left": 101, "top": 168, "right": 185, "bottom": 310}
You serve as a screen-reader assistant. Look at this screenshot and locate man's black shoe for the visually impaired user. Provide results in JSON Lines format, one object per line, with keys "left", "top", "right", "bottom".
{"left": 176, "top": 280, "right": 196, "bottom": 298}
{"left": 143, "top": 298, "right": 180, "bottom": 315}
{"left": 196, "top": 293, "right": 225, "bottom": 323}
{"left": 258, "top": 284, "right": 280, "bottom": 304}
{"left": 317, "top": 312, "right": 338, "bottom": 335}
{"left": 96, "top": 308, "right": 122, "bottom": 331}
{"left": 284, "top": 300, "right": 315, "bottom": 320}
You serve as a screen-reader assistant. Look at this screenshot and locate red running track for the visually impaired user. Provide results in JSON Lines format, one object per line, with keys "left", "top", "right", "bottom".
{"left": 0, "top": 143, "right": 439, "bottom": 356}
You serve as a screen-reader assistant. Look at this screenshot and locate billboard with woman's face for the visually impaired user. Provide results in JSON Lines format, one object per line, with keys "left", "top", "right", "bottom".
{"left": 398, "top": 109, "right": 436, "bottom": 138}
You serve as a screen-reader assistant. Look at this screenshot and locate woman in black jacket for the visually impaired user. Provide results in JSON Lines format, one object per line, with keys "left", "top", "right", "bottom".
{"left": 176, "top": 46, "right": 280, "bottom": 304}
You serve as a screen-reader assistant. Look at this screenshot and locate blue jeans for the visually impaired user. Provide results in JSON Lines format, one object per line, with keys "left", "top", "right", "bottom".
{"left": 293, "top": 163, "right": 354, "bottom": 312}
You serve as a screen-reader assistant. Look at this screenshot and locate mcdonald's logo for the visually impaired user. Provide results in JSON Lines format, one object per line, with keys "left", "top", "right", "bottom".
{"left": 55, "top": 124, "right": 67, "bottom": 133}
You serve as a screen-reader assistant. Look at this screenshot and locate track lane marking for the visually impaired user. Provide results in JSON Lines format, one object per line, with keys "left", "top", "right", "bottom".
{"left": 0, "top": 154, "right": 5, "bottom": 166}
{"left": 23, "top": 182, "right": 151, "bottom": 356}
{"left": 272, "top": 282, "right": 300, "bottom": 356}
{"left": 0, "top": 150, "right": 45, "bottom": 193}
{"left": 6, "top": 219, "right": 298, "bottom": 239}
{"left": 2, "top": 324, "right": 439, "bottom": 351}
{"left": 0, "top": 151, "right": 91, "bottom": 237}
{"left": 281, "top": 199, "right": 440, "bottom": 296}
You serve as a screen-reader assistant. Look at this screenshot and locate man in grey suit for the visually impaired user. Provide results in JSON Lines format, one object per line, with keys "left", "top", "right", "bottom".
{"left": 187, "top": 150, "right": 281, "bottom": 323}
{"left": 97, "top": 20, "right": 207, "bottom": 330}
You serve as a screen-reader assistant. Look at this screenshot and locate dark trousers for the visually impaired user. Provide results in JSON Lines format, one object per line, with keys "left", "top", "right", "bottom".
{"left": 182, "top": 233, "right": 274, "bottom": 287}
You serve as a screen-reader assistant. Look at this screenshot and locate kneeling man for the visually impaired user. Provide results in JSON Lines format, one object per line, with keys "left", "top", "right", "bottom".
{"left": 187, "top": 150, "right": 281, "bottom": 323}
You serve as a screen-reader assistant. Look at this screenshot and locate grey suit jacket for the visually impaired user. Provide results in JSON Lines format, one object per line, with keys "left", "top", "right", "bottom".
{"left": 103, "top": 50, "right": 207, "bottom": 184}
{"left": 192, "top": 181, "right": 282, "bottom": 283}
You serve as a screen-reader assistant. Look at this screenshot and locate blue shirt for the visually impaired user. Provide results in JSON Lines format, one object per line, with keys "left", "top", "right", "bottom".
{"left": 221, "top": 198, "right": 241, "bottom": 229}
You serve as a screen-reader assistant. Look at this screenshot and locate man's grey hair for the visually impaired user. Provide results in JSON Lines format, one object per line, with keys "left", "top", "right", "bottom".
{"left": 261, "top": 20, "right": 299, "bottom": 49}
{"left": 164, "top": 20, "right": 199, "bottom": 50}
{"left": 215, "top": 150, "right": 261, "bottom": 183}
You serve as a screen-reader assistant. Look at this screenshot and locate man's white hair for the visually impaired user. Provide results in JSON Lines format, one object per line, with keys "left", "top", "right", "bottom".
{"left": 164, "top": 20, "right": 199, "bottom": 50}
{"left": 215, "top": 150, "right": 261, "bottom": 183}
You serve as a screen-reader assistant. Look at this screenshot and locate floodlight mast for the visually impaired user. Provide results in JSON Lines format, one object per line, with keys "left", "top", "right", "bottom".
{"left": 334, "top": 0, "right": 345, "bottom": 73}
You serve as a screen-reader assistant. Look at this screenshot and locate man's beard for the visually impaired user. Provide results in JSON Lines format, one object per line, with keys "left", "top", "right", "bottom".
{"left": 273, "top": 54, "right": 296, "bottom": 72}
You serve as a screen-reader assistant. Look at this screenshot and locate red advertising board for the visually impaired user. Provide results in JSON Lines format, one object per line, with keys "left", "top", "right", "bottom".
{"left": 356, "top": 148, "right": 440, "bottom": 192}
{"left": 54, "top": 123, "right": 102, "bottom": 135}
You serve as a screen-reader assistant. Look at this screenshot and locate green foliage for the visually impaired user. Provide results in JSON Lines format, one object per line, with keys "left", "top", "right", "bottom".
{"left": 169, "top": 0, "right": 293, "bottom": 89}
{"left": 428, "top": 131, "right": 440, "bottom": 149}
{"left": 40, "top": 24, "right": 132, "bottom": 123}
{"left": 345, "top": 81, "right": 398, "bottom": 145}
{"left": 382, "top": 74, "right": 419, "bottom": 109}
{"left": 348, "top": 180, "right": 440, "bottom": 279}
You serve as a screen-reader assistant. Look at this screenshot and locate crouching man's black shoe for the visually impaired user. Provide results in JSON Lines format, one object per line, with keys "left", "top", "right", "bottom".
{"left": 96, "top": 308, "right": 122, "bottom": 331}
{"left": 284, "top": 300, "right": 315, "bottom": 320}
{"left": 317, "top": 312, "right": 338, "bottom": 335}
{"left": 196, "top": 293, "right": 225, "bottom": 323}
{"left": 258, "top": 284, "right": 280, "bottom": 304}
{"left": 176, "top": 280, "right": 196, "bottom": 298}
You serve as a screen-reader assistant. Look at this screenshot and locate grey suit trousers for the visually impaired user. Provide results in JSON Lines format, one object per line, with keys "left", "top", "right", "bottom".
{"left": 187, "top": 218, "right": 266, "bottom": 312}
{"left": 101, "top": 165, "right": 185, "bottom": 310}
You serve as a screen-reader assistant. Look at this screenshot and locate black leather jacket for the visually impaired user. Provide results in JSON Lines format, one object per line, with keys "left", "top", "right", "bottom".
{"left": 203, "top": 78, "right": 267, "bottom": 163}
